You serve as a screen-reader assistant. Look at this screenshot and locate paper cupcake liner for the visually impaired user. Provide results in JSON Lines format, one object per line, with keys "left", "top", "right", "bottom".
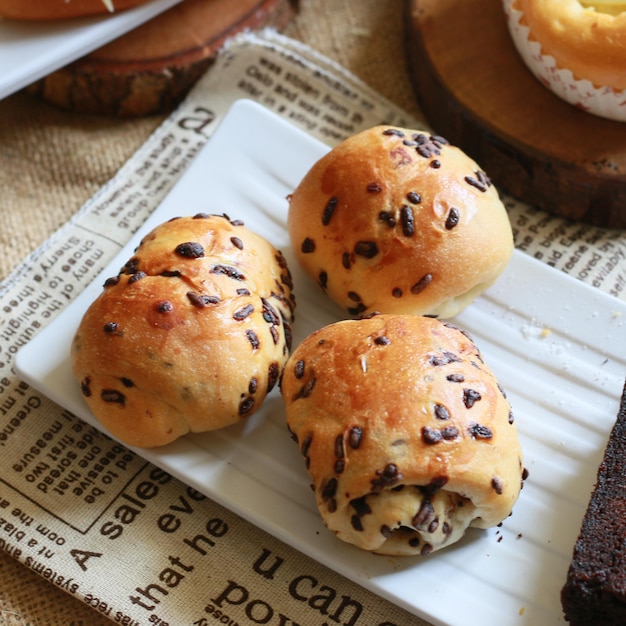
{"left": 503, "top": 0, "right": 626, "bottom": 122}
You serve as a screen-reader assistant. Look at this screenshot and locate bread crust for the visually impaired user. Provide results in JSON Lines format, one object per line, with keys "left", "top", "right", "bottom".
{"left": 287, "top": 126, "right": 513, "bottom": 320}
{"left": 281, "top": 314, "right": 524, "bottom": 555}
{"left": 513, "top": 0, "right": 626, "bottom": 89}
{"left": 0, "top": 0, "right": 149, "bottom": 20}
{"left": 71, "top": 214, "right": 295, "bottom": 448}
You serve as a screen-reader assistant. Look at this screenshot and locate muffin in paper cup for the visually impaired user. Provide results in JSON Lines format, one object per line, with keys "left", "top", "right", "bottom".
{"left": 503, "top": 0, "right": 626, "bottom": 122}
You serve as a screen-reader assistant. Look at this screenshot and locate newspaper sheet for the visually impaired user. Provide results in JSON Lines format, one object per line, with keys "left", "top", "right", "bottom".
{"left": 0, "top": 29, "right": 625, "bottom": 626}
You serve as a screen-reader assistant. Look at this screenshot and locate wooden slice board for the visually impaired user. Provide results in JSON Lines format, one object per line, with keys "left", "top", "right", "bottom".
{"left": 27, "top": 0, "right": 297, "bottom": 118}
{"left": 405, "top": 0, "right": 626, "bottom": 228}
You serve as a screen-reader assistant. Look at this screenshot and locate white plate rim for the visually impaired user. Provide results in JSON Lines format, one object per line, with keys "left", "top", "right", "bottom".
{"left": 14, "top": 99, "right": 626, "bottom": 626}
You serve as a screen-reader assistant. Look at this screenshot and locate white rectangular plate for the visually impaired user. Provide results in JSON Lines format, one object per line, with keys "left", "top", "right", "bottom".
{"left": 15, "top": 99, "right": 626, "bottom": 626}
{"left": 0, "top": 0, "right": 182, "bottom": 100}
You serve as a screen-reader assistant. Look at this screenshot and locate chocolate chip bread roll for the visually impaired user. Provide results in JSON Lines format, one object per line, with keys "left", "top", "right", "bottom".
{"left": 71, "top": 213, "right": 295, "bottom": 448}
{"left": 281, "top": 314, "right": 525, "bottom": 556}
{"left": 287, "top": 126, "right": 514, "bottom": 319}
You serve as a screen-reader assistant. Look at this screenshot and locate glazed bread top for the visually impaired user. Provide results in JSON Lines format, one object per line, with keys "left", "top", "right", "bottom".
{"left": 287, "top": 125, "right": 513, "bottom": 319}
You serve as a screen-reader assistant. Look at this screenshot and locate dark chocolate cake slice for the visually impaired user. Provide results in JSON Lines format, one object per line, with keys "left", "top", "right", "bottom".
{"left": 561, "top": 380, "right": 626, "bottom": 625}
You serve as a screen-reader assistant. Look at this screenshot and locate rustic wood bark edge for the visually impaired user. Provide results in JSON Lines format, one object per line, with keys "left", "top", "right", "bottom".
{"left": 404, "top": 0, "right": 626, "bottom": 228}
{"left": 27, "top": 0, "right": 298, "bottom": 118}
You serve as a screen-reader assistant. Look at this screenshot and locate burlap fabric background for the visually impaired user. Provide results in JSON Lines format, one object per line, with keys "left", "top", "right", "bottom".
{"left": 0, "top": 1, "right": 426, "bottom": 624}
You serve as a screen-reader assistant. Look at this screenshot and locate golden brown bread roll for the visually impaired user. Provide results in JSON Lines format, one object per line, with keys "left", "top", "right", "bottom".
{"left": 71, "top": 213, "right": 295, "bottom": 448}
{"left": 281, "top": 314, "right": 525, "bottom": 556}
{"left": 287, "top": 126, "right": 514, "bottom": 319}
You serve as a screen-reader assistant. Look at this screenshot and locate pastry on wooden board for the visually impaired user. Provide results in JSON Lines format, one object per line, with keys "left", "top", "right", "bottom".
{"left": 405, "top": 0, "right": 626, "bottom": 229}
{"left": 26, "top": 0, "right": 297, "bottom": 117}
{"left": 504, "top": 0, "right": 626, "bottom": 121}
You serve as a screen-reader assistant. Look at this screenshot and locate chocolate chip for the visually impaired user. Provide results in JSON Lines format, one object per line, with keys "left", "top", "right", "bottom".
{"left": 335, "top": 434, "right": 345, "bottom": 460}
{"left": 322, "top": 197, "right": 338, "bottom": 225}
{"left": 301, "top": 238, "right": 315, "bottom": 253}
{"left": 187, "top": 292, "right": 219, "bottom": 308}
{"left": 367, "top": 182, "right": 382, "bottom": 192}
{"left": 262, "top": 299, "right": 280, "bottom": 325}
{"left": 230, "top": 236, "right": 244, "bottom": 250}
{"left": 239, "top": 396, "right": 255, "bottom": 416}
{"left": 421, "top": 543, "right": 433, "bottom": 556}
{"left": 413, "top": 499, "right": 435, "bottom": 529}
{"left": 464, "top": 171, "right": 490, "bottom": 193}
{"left": 441, "top": 426, "right": 459, "bottom": 440}
{"left": 468, "top": 423, "right": 493, "bottom": 439}
{"left": 429, "top": 351, "right": 461, "bottom": 366}
{"left": 380, "top": 525, "right": 393, "bottom": 538}
{"left": 378, "top": 211, "right": 395, "bottom": 227}
{"left": 445, "top": 207, "right": 460, "bottom": 230}
{"left": 293, "top": 377, "right": 316, "bottom": 401}
{"left": 374, "top": 335, "right": 390, "bottom": 345}
{"left": 156, "top": 300, "right": 174, "bottom": 313}
{"left": 434, "top": 403, "right": 450, "bottom": 420}
{"left": 351, "top": 496, "right": 371, "bottom": 517}
{"left": 319, "top": 271, "right": 328, "bottom": 289}
{"left": 347, "top": 302, "right": 367, "bottom": 316}
{"left": 175, "top": 242, "right": 205, "bottom": 258}
{"left": 210, "top": 265, "right": 245, "bottom": 280}
{"left": 80, "top": 377, "right": 91, "bottom": 397}
{"left": 354, "top": 241, "right": 379, "bottom": 259}
{"left": 128, "top": 271, "right": 146, "bottom": 284}
{"left": 382, "top": 128, "right": 405, "bottom": 137}
{"left": 246, "top": 329, "right": 260, "bottom": 350}
{"left": 267, "top": 362, "right": 280, "bottom": 393}
{"left": 348, "top": 426, "right": 362, "bottom": 449}
{"left": 294, "top": 360, "right": 305, "bottom": 379}
{"left": 463, "top": 388, "right": 482, "bottom": 408}
{"left": 233, "top": 304, "right": 255, "bottom": 320}
{"left": 122, "top": 257, "right": 139, "bottom": 274}
{"left": 422, "top": 426, "right": 442, "bottom": 444}
{"left": 372, "top": 463, "right": 402, "bottom": 489}
{"left": 446, "top": 373, "right": 465, "bottom": 383}
{"left": 101, "top": 389, "right": 125, "bottom": 405}
{"left": 406, "top": 191, "right": 421, "bottom": 204}
{"left": 410, "top": 273, "right": 432, "bottom": 294}
{"left": 491, "top": 476, "right": 504, "bottom": 495}
{"left": 103, "top": 322, "right": 118, "bottom": 333}
{"left": 321, "top": 477, "right": 338, "bottom": 501}
{"left": 424, "top": 476, "right": 449, "bottom": 494}
{"left": 400, "top": 205, "right": 415, "bottom": 237}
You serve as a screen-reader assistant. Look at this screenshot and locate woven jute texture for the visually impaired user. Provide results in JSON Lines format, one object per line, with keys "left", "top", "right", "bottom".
{"left": 0, "top": 1, "right": 425, "bottom": 624}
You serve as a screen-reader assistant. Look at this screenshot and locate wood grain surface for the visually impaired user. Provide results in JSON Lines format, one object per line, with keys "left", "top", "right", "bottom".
{"left": 405, "top": 0, "right": 626, "bottom": 228}
{"left": 27, "top": 0, "right": 297, "bottom": 117}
